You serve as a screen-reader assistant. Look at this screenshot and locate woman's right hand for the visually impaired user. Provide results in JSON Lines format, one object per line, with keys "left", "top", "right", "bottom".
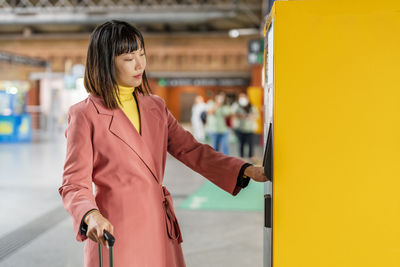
{"left": 84, "top": 210, "right": 114, "bottom": 247}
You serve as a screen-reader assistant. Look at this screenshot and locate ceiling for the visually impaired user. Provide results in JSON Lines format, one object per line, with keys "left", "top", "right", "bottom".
{"left": 0, "top": 0, "right": 268, "bottom": 38}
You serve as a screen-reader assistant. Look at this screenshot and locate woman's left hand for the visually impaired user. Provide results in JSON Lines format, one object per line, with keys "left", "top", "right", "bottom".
{"left": 244, "top": 165, "right": 269, "bottom": 182}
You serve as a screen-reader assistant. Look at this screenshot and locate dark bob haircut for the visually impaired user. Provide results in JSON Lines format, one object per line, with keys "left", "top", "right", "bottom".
{"left": 84, "top": 20, "right": 152, "bottom": 109}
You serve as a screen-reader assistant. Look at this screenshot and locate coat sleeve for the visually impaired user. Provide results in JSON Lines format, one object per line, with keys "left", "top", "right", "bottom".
{"left": 58, "top": 106, "right": 98, "bottom": 242}
{"left": 165, "top": 104, "right": 246, "bottom": 196}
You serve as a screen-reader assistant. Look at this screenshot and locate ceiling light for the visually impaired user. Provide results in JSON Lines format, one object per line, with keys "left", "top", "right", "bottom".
{"left": 229, "top": 28, "right": 260, "bottom": 38}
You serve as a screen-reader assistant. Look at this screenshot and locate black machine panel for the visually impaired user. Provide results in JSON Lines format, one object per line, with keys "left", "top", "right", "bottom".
{"left": 263, "top": 122, "right": 273, "bottom": 182}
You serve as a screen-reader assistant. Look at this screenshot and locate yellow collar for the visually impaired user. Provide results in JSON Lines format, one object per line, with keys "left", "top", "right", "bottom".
{"left": 117, "top": 85, "right": 135, "bottom": 102}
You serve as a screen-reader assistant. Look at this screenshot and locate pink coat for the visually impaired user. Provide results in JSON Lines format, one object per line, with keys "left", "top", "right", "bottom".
{"left": 59, "top": 92, "right": 246, "bottom": 267}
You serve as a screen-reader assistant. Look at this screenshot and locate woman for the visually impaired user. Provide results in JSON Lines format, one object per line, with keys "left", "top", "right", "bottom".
{"left": 190, "top": 95, "right": 206, "bottom": 142}
{"left": 58, "top": 20, "right": 268, "bottom": 267}
{"left": 232, "top": 93, "right": 259, "bottom": 160}
{"left": 205, "top": 92, "right": 231, "bottom": 155}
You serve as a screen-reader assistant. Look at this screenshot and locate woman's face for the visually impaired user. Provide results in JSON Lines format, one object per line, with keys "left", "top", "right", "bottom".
{"left": 114, "top": 48, "right": 146, "bottom": 87}
{"left": 215, "top": 93, "right": 225, "bottom": 104}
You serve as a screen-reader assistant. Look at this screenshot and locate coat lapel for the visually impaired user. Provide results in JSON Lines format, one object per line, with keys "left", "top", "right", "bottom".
{"left": 88, "top": 93, "right": 160, "bottom": 183}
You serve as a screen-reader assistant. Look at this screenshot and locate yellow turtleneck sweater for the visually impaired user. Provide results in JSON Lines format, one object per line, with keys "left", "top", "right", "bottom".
{"left": 117, "top": 85, "right": 141, "bottom": 134}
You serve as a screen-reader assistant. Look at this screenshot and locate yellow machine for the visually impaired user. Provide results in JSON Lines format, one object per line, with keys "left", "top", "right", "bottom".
{"left": 263, "top": 1, "right": 400, "bottom": 266}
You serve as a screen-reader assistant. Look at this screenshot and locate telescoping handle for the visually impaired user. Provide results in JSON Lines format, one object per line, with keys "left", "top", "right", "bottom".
{"left": 98, "top": 230, "right": 115, "bottom": 267}
{"left": 104, "top": 230, "right": 115, "bottom": 246}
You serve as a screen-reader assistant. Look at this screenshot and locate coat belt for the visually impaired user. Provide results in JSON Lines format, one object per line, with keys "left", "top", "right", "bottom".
{"left": 162, "top": 185, "right": 183, "bottom": 244}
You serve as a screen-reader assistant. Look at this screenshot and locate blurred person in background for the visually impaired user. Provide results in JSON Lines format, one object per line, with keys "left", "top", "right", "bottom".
{"left": 49, "top": 88, "right": 63, "bottom": 135}
{"left": 232, "top": 92, "right": 259, "bottom": 161}
{"left": 58, "top": 20, "right": 268, "bottom": 267}
{"left": 205, "top": 91, "right": 231, "bottom": 155}
{"left": 190, "top": 95, "right": 206, "bottom": 142}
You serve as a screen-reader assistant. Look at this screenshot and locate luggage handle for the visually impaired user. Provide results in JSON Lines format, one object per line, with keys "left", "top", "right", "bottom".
{"left": 104, "top": 230, "right": 115, "bottom": 247}
{"left": 98, "top": 230, "right": 115, "bottom": 267}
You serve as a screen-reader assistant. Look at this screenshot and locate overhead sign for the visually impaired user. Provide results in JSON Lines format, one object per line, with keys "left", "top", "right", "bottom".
{"left": 248, "top": 39, "right": 264, "bottom": 65}
{"left": 158, "top": 78, "right": 250, "bottom": 87}
{"left": 0, "top": 51, "right": 47, "bottom": 67}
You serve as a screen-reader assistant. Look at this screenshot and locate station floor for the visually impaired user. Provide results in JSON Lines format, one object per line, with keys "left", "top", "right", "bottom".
{"left": 0, "top": 129, "right": 264, "bottom": 267}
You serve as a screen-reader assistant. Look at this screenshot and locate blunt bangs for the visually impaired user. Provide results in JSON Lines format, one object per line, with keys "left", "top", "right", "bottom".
{"left": 114, "top": 27, "right": 145, "bottom": 56}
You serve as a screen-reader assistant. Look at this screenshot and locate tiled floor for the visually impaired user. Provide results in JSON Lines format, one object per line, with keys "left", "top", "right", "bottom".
{"left": 0, "top": 131, "right": 264, "bottom": 267}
